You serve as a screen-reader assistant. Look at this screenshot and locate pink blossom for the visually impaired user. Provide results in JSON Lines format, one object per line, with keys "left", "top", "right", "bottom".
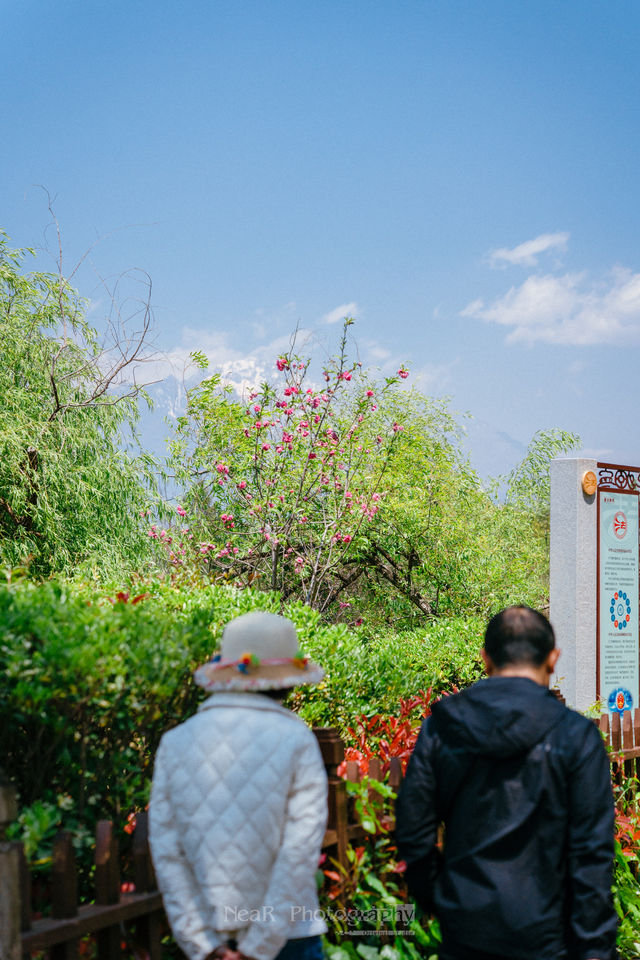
{"left": 366, "top": 389, "right": 374, "bottom": 397}
{"left": 323, "top": 371, "right": 330, "bottom": 381}
{"left": 276, "top": 357, "right": 287, "bottom": 371}
{"left": 392, "top": 422, "right": 404, "bottom": 433}
{"left": 339, "top": 371, "right": 352, "bottom": 381}
{"left": 216, "top": 463, "right": 230, "bottom": 474}
{"left": 254, "top": 404, "right": 261, "bottom": 413}
{"left": 308, "top": 452, "right": 317, "bottom": 460}
{"left": 262, "top": 442, "right": 271, "bottom": 451}
{"left": 398, "top": 368, "right": 409, "bottom": 379}
{"left": 370, "top": 404, "right": 377, "bottom": 411}
{"left": 237, "top": 480, "right": 247, "bottom": 489}
{"left": 176, "top": 505, "right": 186, "bottom": 517}
{"left": 354, "top": 618, "right": 364, "bottom": 627}
{"left": 276, "top": 445, "right": 284, "bottom": 453}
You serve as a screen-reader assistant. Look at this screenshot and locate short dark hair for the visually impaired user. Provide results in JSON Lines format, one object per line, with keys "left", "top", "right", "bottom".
{"left": 484, "top": 606, "right": 555, "bottom": 668}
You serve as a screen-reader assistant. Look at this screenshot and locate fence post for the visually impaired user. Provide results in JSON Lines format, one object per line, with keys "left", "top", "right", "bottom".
{"left": 95, "top": 821, "right": 121, "bottom": 960}
{"left": 0, "top": 769, "right": 20, "bottom": 960}
{"left": 313, "top": 728, "right": 348, "bottom": 870}
{"left": 133, "top": 813, "right": 162, "bottom": 960}
{"left": 51, "top": 831, "right": 79, "bottom": 960}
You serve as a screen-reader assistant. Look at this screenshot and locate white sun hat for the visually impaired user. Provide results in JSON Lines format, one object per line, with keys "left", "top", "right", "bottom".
{"left": 193, "top": 611, "right": 324, "bottom": 693}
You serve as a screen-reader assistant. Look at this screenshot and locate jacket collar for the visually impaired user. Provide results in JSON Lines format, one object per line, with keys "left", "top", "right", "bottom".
{"left": 197, "top": 690, "right": 306, "bottom": 723}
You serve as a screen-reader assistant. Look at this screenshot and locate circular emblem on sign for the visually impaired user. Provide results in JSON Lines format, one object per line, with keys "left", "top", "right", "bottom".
{"left": 613, "top": 511, "right": 628, "bottom": 539}
{"left": 608, "top": 687, "right": 633, "bottom": 714}
{"left": 610, "top": 591, "right": 631, "bottom": 630}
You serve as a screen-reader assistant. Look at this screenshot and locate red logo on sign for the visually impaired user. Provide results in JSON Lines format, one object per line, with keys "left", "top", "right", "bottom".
{"left": 614, "top": 512, "right": 628, "bottom": 539}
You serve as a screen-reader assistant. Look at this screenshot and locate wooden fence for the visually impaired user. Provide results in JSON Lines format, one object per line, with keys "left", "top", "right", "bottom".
{"left": 0, "top": 727, "right": 404, "bottom": 960}
{"left": 598, "top": 709, "right": 640, "bottom": 780}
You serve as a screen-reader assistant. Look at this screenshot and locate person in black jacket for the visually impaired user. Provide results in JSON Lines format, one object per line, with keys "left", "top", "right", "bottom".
{"left": 395, "top": 605, "right": 617, "bottom": 960}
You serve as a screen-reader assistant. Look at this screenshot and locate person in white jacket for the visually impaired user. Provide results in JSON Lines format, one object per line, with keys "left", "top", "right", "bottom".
{"left": 149, "top": 611, "right": 328, "bottom": 960}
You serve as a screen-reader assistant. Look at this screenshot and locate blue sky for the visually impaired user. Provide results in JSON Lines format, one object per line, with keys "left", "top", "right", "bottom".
{"left": 3, "top": 0, "right": 640, "bottom": 476}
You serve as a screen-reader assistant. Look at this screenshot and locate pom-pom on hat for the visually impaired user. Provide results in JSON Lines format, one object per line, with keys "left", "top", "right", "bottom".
{"left": 194, "top": 611, "right": 324, "bottom": 693}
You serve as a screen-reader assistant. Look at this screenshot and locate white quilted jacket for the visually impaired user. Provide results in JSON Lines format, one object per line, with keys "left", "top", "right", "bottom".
{"left": 148, "top": 692, "right": 328, "bottom": 960}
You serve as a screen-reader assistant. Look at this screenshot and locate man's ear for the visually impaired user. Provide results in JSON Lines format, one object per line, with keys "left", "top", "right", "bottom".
{"left": 481, "top": 648, "right": 494, "bottom": 676}
{"left": 545, "top": 648, "right": 561, "bottom": 674}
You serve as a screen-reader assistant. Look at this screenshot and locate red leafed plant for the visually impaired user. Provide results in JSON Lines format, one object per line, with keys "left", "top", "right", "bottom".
{"left": 109, "top": 591, "right": 149, "bottom": 605}
{"left": 338, "top": 688, "right": 437, "bottom": 778}
{"left": 616, "top": 812, "right": 640, "bottom": 860}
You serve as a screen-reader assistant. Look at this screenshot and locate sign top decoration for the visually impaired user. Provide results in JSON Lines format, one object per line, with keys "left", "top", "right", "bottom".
{"left": 598, "top": 463, "right": 640, "bottom": 493}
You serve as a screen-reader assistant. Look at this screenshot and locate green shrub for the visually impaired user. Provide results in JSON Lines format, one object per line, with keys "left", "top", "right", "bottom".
{"left": 1, "top": 580, "right": 484, "bottom": 824}
{"left": 1, "top": 578, "right": 281, "bottom": 823}
{"left": 0, "top": 576, "right": 483, "bottom": 903}
{"left": 292, "top": 616, "right": 484, "bottom": 731}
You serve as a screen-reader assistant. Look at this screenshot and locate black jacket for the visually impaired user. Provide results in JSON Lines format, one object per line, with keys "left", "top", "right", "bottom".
{"left": 395, "top": 677, "right": 617, "bottom": 960}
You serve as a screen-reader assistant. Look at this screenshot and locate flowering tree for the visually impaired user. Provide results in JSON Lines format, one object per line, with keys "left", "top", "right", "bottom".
{"left": 166, "top": 321, "right": 410, "bottom": 614}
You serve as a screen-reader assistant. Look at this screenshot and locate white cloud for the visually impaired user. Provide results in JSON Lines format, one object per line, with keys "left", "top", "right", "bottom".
{"left": 366, "top": 343, "right": 391, "bottom": 362}
{"left": 489, "top": 232, "right": 569, "bottom": 268}
{"left": 412, "top": 361, "right": 455, "bottom": 394}
{"left": 322, "top": 301, "right": 359, "bottom": 325}
{"left": 462, "top": 267, "right": 640, "bottom": 345}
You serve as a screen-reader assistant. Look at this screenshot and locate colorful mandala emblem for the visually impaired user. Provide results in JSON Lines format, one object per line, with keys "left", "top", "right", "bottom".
{"left": 610, "top": 591, "right": 631, "bottom": 630}
{"left": 608, "top": 687, "right": 633, "bottom": 714}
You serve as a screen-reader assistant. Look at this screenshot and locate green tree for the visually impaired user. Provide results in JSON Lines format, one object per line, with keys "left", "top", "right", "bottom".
{"left": 0, "top": 230, "right": 155, "bottom": 576}
{"left": 350, "top": 424, "right": 581, "bottom": 625}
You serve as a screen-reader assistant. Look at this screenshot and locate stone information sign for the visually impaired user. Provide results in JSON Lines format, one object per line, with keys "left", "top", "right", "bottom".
{"left": 550, "top": 458, "right": 640, "bottom": 712}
